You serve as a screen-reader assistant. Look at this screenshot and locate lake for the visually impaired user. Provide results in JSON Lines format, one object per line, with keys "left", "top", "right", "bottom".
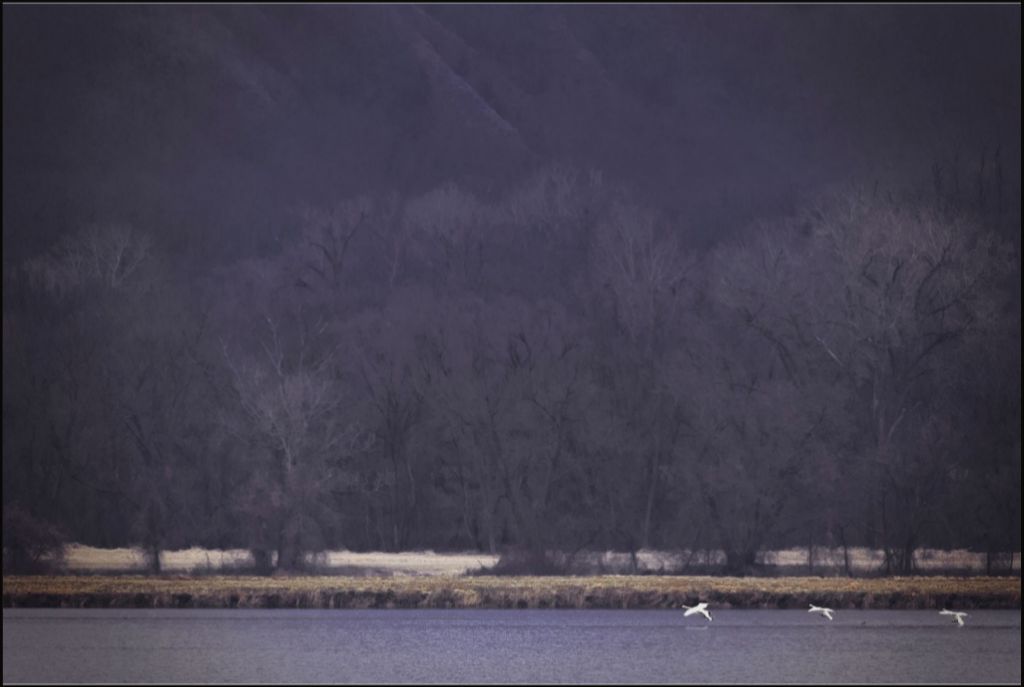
{"left": 3, "top": 608, "right": 1020, "bottom": 683}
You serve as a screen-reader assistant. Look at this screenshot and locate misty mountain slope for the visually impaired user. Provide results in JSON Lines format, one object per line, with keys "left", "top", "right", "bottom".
{"left": 3, "top": 4, "right": 1019, "bottom": 263}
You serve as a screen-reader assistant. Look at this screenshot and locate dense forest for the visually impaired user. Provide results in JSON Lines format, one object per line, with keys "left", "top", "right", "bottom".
{"left": 3, "top": 5, "right": 1020, "bottom": 575}
{"left": 3, "top": 165, "right": 1020, "bottom": 574}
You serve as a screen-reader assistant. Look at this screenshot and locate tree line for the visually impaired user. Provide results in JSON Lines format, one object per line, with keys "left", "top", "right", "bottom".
{"left": 3, "top": 165, "right": 1020, "bottom": 575}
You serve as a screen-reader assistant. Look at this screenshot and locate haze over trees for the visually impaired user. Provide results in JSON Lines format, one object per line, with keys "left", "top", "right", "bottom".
{"left": 3, "top": 5, "right": 1021, "bottom": 574}
{"left": 4, "top": 167, "right": 1018, "bottom": 574}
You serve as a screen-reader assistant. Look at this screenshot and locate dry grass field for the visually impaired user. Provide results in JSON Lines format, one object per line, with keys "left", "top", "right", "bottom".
{"left": 55, "top": 545, "right": 500, "bottom": 576}
{"left": 6, "top": 544, "right": 1017, "bottom": 609}
{"left": 4, "top": 573, "right": 1019, "bottom": 610}
{"left": 44, "top": 545, "right": 1020, "bottom": 576}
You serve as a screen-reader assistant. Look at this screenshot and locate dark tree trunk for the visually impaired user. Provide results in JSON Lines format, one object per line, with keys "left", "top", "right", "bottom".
{"left": 723, "top": 547, "right": 758, "bottom": 576}
{"left": 146, "top": 542, "right": 162, "bottom": 575}
{"left": 252, "top": 549, "right": 274, "bottom": 576}
{"left": 275, "top": 519, "right": 302, "bottom": 573}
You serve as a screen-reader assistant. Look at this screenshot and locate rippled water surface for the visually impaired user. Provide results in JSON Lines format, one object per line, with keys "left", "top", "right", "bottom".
{"left": 3, "top": 608, "right": 1021, "bottom": 683}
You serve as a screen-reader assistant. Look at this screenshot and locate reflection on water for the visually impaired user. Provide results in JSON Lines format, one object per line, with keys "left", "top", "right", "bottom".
{"left": 3, "top": 608, "right": 1021, "bottom": 683}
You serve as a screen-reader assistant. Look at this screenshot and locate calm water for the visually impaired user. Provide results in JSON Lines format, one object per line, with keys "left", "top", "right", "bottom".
{"left": 3, "top": 608, "right": 1021, "bottom": 683}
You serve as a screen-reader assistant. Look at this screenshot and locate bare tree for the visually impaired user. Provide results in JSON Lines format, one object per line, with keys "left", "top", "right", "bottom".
{"left": 666, "top": 299, "right": 826, "bottom": 575}
{"left": 403, "top": 183, "right": 490, "bottom": 292}
{"left": 349, "top": 294, "right": 432, "bottom": 551}
{"left": 798, "top": 189, "right": 1015, "bottom": 572}
{"left": 223, "top": 301, "right": 367, "bottom": 572}
{"left": 294, "top": 198, "right": 375, "bottom": 292}
{"left": 591, "top": 201, "right": 692, "bottom": 352}
{"left": 25, "top": 223, "right": 152, "bottom": 296}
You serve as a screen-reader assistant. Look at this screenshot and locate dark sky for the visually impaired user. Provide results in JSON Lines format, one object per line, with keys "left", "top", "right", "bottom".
{"left": 3, "top": 4, "right": 1020, "bottom": 262}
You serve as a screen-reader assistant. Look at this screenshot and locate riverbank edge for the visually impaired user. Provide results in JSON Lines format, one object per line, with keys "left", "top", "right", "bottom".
{"left": 3, "top": 575, "right": 1020, "bottom": 610}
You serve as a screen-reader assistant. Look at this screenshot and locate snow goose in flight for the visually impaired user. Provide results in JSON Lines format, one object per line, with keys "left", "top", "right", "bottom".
{"left": 808, "top": 604, "right": 835, "bottom": 621}
{"left": 939, "top": 609, "right": 968, "bottom": 626}
{"left": 681, "top": 602, "right": 713, "bottom": 622}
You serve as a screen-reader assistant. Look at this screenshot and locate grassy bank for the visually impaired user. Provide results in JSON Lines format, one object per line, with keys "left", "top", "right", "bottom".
{"left": 4, "top": 575, "right": 1019, "bottom": 610}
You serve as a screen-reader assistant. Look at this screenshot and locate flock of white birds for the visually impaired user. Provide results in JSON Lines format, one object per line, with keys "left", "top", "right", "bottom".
{"left": 677, "top": 603, "right": 971, "bottom": 626}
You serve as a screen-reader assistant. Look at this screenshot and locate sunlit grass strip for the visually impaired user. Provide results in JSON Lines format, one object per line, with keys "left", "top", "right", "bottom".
{"left": 3, "top": 575, "right": 1019, "bottom": 609}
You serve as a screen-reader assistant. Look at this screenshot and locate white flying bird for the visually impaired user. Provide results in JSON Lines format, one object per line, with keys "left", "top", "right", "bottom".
{"left": 939, "top": 609, "right": 968, "bottom": 626}
{"left": 681, "top": 602, "right": 713, "bottom": 622}
{"left": 808, "top": 604, "right": 834, "bottom": 621}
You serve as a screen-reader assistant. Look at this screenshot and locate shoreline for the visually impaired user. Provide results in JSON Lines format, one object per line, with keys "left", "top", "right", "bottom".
{"left": 4, "top": 575, "right": 1020, "bottom": 610}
